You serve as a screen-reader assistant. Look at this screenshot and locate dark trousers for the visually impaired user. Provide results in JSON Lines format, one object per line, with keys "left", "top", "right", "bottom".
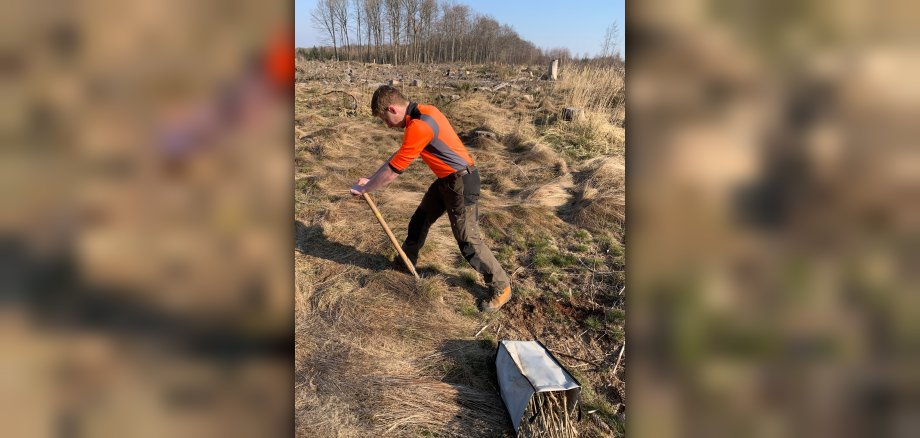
{"left": 401, "top": 167, "right": 510, "bottom": 293}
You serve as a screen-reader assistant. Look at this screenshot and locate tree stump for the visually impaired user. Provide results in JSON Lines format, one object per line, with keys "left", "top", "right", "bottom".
{"left": 562, "top": 107, "right": 581, "bottom": 121}
{"left": 473, "top": 130, "right": 497, "bottom": 140}
{"left": 548, "top": 59, "right": 559, "bottom": 81}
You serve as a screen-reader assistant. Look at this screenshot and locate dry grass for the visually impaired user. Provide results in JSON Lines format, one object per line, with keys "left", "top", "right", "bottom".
{"left": 555, "top": 63, "right": 625, "bottom": 117}
{"left": 521, "top": 173, "right": 574, "bottom": 209}
{"left": 370, "top": 376, "right": 510, "bottom": 436}
{"left": 518, "top": 391, "right": 579, "bottom": 438}
{"left": 569, "top": 157, "right": 626, "bottom": 237}
{"left": 295, "top": 60, "right": 626, "bottom": 437}
{"left": 295, "top": 262, "right": 492, "bottom": 436}
{"left": 444, "top": 93, "right": 519, "bottom": 138}
{"left": 540, "top": 63, "right": 626, "bottom": 158}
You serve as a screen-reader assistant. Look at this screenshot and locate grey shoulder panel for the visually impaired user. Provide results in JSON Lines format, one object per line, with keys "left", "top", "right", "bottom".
{"left": 419, "top": 114, "right": 440, "bottom": 138}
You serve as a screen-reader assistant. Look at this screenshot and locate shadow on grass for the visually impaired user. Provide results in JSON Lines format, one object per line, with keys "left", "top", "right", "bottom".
{"left": 295, "top": 220, "right": 390, "bottom": 271}
{"left": 436, "top": 338, "right": 514, "bottom": 436}
{"left": 296, "top": 220, "right": 496, "bottom": 306}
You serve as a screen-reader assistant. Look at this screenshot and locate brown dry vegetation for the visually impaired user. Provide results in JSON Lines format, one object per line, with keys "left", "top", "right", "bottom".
{"left": 295, "top": 60, "right": 625, "bottom": 437}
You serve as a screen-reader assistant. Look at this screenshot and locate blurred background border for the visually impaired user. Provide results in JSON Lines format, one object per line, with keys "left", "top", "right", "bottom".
{"left": 3, "top": 0, "right": 295, "bottom": 435}
{"left": 628, "top": 0, "right": 919, "bottom": 437}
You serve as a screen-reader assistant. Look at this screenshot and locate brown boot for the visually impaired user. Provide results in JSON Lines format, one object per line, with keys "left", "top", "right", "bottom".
{"left": 481, "top": 285, "right": 511, "bottom": 313}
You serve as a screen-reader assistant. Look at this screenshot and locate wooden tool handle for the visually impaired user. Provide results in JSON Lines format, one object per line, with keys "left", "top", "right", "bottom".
{"left": 362, "top": 192, "right": 420, "bottom": 279}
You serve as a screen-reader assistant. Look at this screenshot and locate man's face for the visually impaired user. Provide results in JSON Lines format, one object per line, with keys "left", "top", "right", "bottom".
{"left": 379, "top": 105, "right": 405, "bottom": 129}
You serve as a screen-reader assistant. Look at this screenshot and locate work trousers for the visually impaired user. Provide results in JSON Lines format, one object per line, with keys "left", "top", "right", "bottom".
{"left": 401, "top": 167, "right": 510, "bottom": 293}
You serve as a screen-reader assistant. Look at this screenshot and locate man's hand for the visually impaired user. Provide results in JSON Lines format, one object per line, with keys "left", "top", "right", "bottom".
{"left": 350, "top": 164, "right": 398, "bottom": 197}
{"left": 350, "top": 178, "right": 370, "bottom": 196}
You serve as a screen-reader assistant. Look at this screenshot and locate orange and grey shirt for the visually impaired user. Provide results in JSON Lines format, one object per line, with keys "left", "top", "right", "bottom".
{"left": 388, "top": 102, "right": 475, "bottom": 178}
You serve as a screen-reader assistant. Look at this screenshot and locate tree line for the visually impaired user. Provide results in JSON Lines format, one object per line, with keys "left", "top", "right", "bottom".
{"left": 306, "top": 0, "right": 622, "bottom": 66}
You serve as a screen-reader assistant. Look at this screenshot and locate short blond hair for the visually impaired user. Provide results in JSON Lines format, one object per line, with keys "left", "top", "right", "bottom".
{"left": 371, "top": 85, "right": 408, "bottom": 117}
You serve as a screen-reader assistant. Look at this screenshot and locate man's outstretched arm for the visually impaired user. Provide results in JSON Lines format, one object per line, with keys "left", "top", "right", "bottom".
{"left": 351, "top": 161, "right": 399, "bottom": 196}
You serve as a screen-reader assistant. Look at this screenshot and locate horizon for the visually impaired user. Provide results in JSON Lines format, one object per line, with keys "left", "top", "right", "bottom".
{"left": 295, "top": 0, "right": 625, "bottom": 60}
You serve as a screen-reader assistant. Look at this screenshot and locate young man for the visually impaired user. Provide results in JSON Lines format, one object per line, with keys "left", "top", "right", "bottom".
{"left": 350, "top": 85, "right": 511, "bottom": 312}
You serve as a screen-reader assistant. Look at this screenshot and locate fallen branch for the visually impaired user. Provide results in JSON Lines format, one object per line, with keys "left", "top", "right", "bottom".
{"left": 322, "top": 90, "right": 358, "bottom": 110}
{"left": 510, "top": 264, "right": 530, "bottom": 280}
{"left": 295, "top": 126, "right": 309, "bottom": 139}
{"left": 443, "top": 95, "right": 463, "bottom": 106}
{"left": 548, "top": 348, "right": 600, "bottom": 367}
{"left": 611, "top": 343, "right": 625, "bottom": 382}
{"left": 491, "top": 82, "right": 510, "bottom": 92}
{"left": 576, "top": 257, "right": 622, "bottom": 275}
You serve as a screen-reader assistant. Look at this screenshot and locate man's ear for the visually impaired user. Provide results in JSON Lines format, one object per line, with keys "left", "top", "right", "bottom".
{"left": 386, "top": 105, "right": 397, "bottom": 115}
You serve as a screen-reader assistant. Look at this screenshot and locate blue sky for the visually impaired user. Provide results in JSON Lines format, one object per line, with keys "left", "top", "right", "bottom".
{"left": 295, "top": 0, "right": 625, "bottom": 58}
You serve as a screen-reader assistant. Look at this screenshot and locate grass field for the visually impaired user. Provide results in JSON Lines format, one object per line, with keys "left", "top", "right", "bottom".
{"left": 294, "top": 60, "right": 625, "bottom": 437}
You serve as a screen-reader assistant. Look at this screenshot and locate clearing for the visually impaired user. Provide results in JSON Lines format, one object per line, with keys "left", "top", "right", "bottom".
{"left": 295, "top": 60, "right": 625, "bottom": 437}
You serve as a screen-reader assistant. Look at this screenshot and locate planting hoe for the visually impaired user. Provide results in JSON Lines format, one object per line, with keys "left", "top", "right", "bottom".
{"left": 362, "top": 192, "right": 420, "bottom": 279}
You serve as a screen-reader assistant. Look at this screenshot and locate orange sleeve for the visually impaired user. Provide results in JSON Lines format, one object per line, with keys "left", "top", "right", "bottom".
{"left": 264, "top": 28, "right": 294, "bottom": 91}
{"left": 388, "top": 120, "right": 434, "bottom": 173}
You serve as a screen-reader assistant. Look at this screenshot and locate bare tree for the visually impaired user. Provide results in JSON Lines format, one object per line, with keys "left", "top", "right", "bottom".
{"left": 312, "top": 0, "right": 339, "bottom": 61}
{"left": 331, "top": 0, "right": 350, "bottom": 60}
{"left": 470, "top": 15, "right": 499, "bottom": 63}
{"left": 419, "top": 0, "right": 436, "bottom": 63}
{"left": 364, "top": 0, "right": 383, "bottom": 62}
{"left": 600, "top": 21, "right": 619, "bottom": 59}
{"left": 545, "top": 47, "right": 572, "bottom": 63}
{"left": 403, "top": 0, "right": 422, "bottom": 63}
{"left": 444, "top": 3, "right": 469, "bottom": 63}
{"left": 384, "top": 0, "right": 402, "bottom": 65}
{"left": 351, "top": 0, "right": 365, "bottom": 62}
{"left": 438, "top": 1, "right": 452, "bottom": 62}
{"left": 310, "top": 0, "right": 557, "bottom": 66}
